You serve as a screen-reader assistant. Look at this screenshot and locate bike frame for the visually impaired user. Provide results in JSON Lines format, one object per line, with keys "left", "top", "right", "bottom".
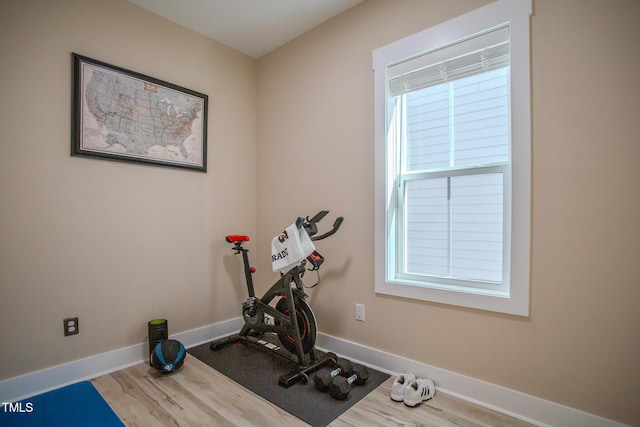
{"left": 210, "top": 212, "right": 343, "bottom": 387}
{"left": 234, "top": 240, "right": 311, "bottom": 365}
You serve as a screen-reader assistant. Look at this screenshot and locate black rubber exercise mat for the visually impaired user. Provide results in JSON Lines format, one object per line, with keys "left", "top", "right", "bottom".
{"left": 188, "top": 335, "right": 389, "bottom": 427}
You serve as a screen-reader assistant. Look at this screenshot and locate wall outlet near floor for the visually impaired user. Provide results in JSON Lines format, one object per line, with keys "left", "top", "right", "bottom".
{"left": 64, "top": 317, "right": 79, "bottom": 336}
{"left": 355, "top": 303, "right": 365, "bottom": 321}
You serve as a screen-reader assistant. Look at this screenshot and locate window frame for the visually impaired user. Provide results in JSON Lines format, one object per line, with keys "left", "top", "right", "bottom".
{"left": 373, "top": 0, "right": 532, "bottom": 316}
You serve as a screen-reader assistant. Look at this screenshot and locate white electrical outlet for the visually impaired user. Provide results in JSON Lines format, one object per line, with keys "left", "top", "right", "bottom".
{"left": 355, "top": 303, "right": 365, "bottom": 321}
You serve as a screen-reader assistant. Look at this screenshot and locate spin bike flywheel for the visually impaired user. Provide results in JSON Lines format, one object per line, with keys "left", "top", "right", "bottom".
{"left": 275, "top": 297, "right": 317, "bottom": 355}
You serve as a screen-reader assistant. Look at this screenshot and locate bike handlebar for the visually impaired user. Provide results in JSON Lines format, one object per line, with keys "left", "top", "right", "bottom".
{"left": 310, "top": 216, "right": 343, "bottom": 241}
{"left": 226, "top": 211, "right": 343, "bottom": 246}
{"left": 301, "top": 211, "right": 343, "bottom": 241}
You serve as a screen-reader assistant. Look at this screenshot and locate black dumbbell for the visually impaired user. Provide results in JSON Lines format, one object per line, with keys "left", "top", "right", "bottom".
{"left": 329, "top": 364, "right": 369, "bottom": 400}
{"left": 314, "top": 358, "right": 353, "bottom": 392}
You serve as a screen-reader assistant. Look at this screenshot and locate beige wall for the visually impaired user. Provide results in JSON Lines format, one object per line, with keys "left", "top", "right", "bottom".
{"left": 0, "top": 0, "right": 257, "bottom": 378}
{"left": 257, "top": 0, "right": 640, "bottom": 424}
{"left": 1, "top": 0, "right": 639, "bottom": 424}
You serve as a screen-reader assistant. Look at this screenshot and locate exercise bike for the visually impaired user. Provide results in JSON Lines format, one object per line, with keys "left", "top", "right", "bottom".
{"left": 209, "top": 211, "right": 344, "bottom": 387}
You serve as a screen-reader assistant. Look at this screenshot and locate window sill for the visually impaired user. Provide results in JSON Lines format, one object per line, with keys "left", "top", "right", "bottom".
{"left": 375, "top": 278, "right": 529, "bottom": 316}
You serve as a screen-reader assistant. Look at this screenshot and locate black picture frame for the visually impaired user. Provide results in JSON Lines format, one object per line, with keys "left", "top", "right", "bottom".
{"left": 72, "top": 53, "right": 208, "bottom": 172}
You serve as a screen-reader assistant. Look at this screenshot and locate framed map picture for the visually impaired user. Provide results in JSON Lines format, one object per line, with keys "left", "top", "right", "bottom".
{"left": 72, "top": 53, "right": 208, "bottom": 172}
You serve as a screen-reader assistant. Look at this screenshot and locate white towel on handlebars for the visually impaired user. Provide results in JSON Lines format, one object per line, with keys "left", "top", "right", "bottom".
{"left": 271, "top": 223, "right": 315, "bottom": 272}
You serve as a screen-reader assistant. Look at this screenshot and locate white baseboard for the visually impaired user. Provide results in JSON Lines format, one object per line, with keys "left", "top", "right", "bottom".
{"left": 1, "top": 319, "right": 627, "bottom": 427}
{"left": 0, "top": 317, "right": 243, "bottom": 403}
{"left": 316, "top": 333, "right": 628, "bottom": 427}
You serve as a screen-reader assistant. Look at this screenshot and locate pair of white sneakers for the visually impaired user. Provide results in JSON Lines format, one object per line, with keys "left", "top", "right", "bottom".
{"left": 390, "top": 372, "right": 436, "bottom": 407}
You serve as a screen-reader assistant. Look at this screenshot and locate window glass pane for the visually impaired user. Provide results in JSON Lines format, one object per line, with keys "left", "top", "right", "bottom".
{"left": 404, "top": 68, "right": 509, "bottom": 172}
{"left": 404, "top": 173, "right": 503, "bottom": 283}
{"left": 405, "top": 178, "right": 449, "bottom": 276}
{"left": 453, "top": 69, "right": 509, "bottom": 167}
{"left": 450, "top": 173, "right": 503, "bottom": 282}
{"left": 405, "top": 85, "right": 450, "bottom": 171}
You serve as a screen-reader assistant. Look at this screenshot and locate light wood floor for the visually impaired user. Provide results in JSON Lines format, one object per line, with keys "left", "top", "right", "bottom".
{"left": 92, "top": 355, "right": 533, "bottom": 426}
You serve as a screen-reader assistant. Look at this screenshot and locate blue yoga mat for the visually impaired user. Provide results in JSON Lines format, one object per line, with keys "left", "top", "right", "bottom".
{"left": 0, "top": 381, "right": 123, "bottom": 427}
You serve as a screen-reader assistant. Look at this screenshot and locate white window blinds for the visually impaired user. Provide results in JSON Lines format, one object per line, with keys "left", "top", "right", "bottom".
{"left": 388, "top": 26, "right": 509, "bottom": 97}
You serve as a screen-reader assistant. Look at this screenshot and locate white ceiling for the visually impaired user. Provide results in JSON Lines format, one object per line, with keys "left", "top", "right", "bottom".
{"left": 128, "top": 0, "right": 364, "bottom": 58}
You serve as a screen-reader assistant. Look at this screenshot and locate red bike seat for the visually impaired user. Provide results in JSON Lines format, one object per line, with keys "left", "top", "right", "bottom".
{"left": 226, "top": 235, "right": 250, "bottom": 243}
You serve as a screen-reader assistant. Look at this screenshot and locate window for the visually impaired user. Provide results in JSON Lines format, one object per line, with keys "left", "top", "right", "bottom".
{"left": 373, "top": 0, "right": 532, "bottom": 316}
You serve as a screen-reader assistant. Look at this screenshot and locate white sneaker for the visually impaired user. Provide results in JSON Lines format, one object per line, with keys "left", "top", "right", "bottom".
{"left": 390, "top": 372, "right": 416, "bottom": 401}
{"left": 403, "top": 378, "right": 436, "bottom": 407}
